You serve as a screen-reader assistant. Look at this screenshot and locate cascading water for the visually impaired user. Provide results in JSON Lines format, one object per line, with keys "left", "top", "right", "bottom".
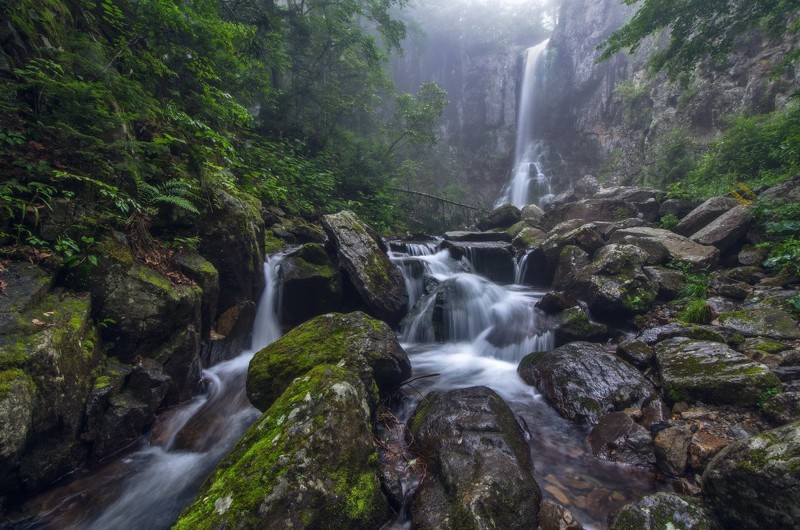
{"left": 496, "top": 39, "right": 554, "bottom": 208}
{"left": 10, "top": 254, "right": 287, "bottom": 530}
{"left": 390, "top": 243, "right": 662, "bottom": 528}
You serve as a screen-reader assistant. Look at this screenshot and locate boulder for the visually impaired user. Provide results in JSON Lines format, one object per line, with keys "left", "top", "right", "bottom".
{"left": 478, "top": 203, "right": 522, "bottom": 230}
{"left": 535, "top": 291, "right": 579, "bottom": 314}
{"left": 588, "top": 412, "right": 655, "bottom": 467}
{"left": 674, "top": 197, "right": 738, "bottom": 237}
{"left": 538, "top": 500, "right": 583, "bottom": 530}
{"left": 175, "top": 365, "right": 388, "bottom": 530}
{"left": 198, "top": 190, "right": 265, "bottom": 316}
{"left": 609, "top": 227, "right": 719, "bottom": 270}
{"left": 760, "top": 392, "right": 800, "bottom": 425}
{"left": 246, "top": 312, "right": 410, "bottom": 411}
{"left": 636, "top": 324, "right": 727, "bottom": 346}
{"left": 759, "top": 174, "right": 800, "bottom": 203}
{"left": 551, "top": 246, "right": 589, "bottom": 291}
{"left": 655, "top": 338, "right": 781, "bottom": 406}
{"left": 321, "top": 211, "right": 408, "bottom": 325}
{"left": 513, "top": 226, "right": 548, "bottom": 250}
{"left": 550, "top": 306, "right": 609, "bottom": 347}
{"left": 444, "top": 231, "right": 512, "bottom": 243}
{"left": 522, "top": 222, "right": 605, "bottom": 286}
{"left": 521, "top": 203, "right": 545, "bottom": 224}
{"left": 617, "top": 339, "right": 656, "bottom": 370}
{"left": 409, "top": 386, "right": 541, "bottom": 529}
{"left": 573, "top": 175, "right": 601, "bottom": 198}
{"left": 540, "top": 198, "right": 639, "bottom": 231}
{"left": 278, "top": 243, "right": 342, "bottom": 326}
{"left": 518, "top": 342, "right": 656, "bottom": 426}
{"left": 653, "top": 425, "right": 693, "bottom": 476}
{"left": 703, "top": 420, "right": 800, "bottom": 529}
{"left": 609, "top": 493, "right": 719, "bottom": 530}
{"left": 643, "top": 266, "right": 687, "bottom": 300}
{"left": 441, "top": 241, "right": 515, "bottom": 284}
{"left": 718, "top": 308, "right": 800, "bottom": 340}
{"left": 175, "top": 250, "right": 219, "bottom": 341}
{"left": 690, "top": 205, "right": 752, "bottom": 252}
{"left": 659, "top": 199, "right": 703, "bottom": 219}
{"left": 202, "top": 301, "right": 256, "bottom": 367}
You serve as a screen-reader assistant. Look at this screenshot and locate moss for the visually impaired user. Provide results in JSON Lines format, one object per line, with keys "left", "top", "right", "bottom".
{"left": 92, "top": 375, "right": 111, "bottom": 391}
{"left": 264, "top": 231, "right": 286, "bottom": 254}
{"left": 0, "top": 368, "right": 35, "bottom": 400}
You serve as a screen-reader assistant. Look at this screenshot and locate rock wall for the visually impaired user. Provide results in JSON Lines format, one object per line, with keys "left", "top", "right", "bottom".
{"left": 539, "top": 0, "right": 800, "bottom": 191}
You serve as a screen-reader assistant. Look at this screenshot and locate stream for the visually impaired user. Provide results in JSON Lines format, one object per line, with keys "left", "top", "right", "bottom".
{"left": 6, "top": 245, "right": 666, "bottom": 529}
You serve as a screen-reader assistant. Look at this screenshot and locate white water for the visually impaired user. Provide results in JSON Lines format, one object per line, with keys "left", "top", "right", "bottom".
{"left": 13, "top": 255, "right": 286, "bottom": 530}
{"left": 496, "top": 39, "right": 554, "bottom": 208}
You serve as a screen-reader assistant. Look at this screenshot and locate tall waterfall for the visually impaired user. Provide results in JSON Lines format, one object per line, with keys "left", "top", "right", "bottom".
{"left": 496, "top": 39, "right": 552, "bottom": 208}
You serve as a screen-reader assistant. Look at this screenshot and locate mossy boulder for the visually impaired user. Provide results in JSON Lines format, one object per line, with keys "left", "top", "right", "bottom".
{"left": 519, "top": 220, "right": 602, "bottom": 286}
{"left": 409, "top": 386, "right": 541, "bottom": 529}
{"left": 609, "top": 492, "right": 719, "bottom": 530}
{"left": 278, "top": 243, "right": 342, "bottom": 326}
{"left": 518, "top": 342, "right": 656, "bottom": 426}
{"left": 176, "top": 249, "right": 220, "bottom": 341}
{"left": 321, "top": 211, "right": 407, "bottom": 326}
{"left": 609, "top": 226, "right": 720, "bottom": 270}
{"left": 719, "top": 308, "right": 800, "bottom": 340}
{"left": 702, "top": 420, "right": 800, "bottom": 529}
{"left": 175, "top": 364, "right": 388, "bottom": 530}
{"left": 246, "top": 312, "right": 410, "bottom": 411}
{"left": 655, "top": 338, "right": 781, "bottom": 406}
{"left": 550, "top": 306, "right": 609, "bottom": 347}
{"left": 477, "top": 203, "right": 521, "bottom": 230}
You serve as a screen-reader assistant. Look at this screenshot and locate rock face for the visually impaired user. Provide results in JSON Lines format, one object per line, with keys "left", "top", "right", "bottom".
{"left": 246, "top": 312, "right": 410, "bottom": 411}
{"left": 174, "top": 365, "right": 388, "bottom": 530}
{"left": 409, "top": 386, "right": 541, "bottom": 529}
{"left": 518, "top": 342, "right": 656, "bottom": 426}
{"left": 322, "top": 211, "right": 408, "bottom": 325}
{"left": 278, "top": 243, "right": 342, "bottom": 326}
{"left": 609, "top": 493, "right": 719, "bottom": 530}
{"left": 702, "top": 420, "right": 800, "bottom": 529}
{"left": 655, "top": 338, "right": 781, "bottom": 406}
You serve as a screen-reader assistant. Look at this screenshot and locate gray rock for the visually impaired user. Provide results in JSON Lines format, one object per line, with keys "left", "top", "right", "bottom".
{"left": 617, "top": 339, "right": 656, "bottom": 369}
{"left": 535, "top": 291, "right": 580, "bottom": 314}
{"left": 478, "top": 203, "right": 522, "bottom": 230}
{"left": 643, "top": 266, "right": 686, "bottom": 300}
{"left": 660, "top": 199, "right": 703, "bottom": 219}
{"left": 443, "top": 231, "right": 512, "bottom": 242}
{"left": 175, "top": 250, "right": 219, "bottom": 341}
{"left": 322, "top": 211, "right": 408, "bottom": 325}
{"left": 573, "top": 175, "right": 601, "bottom": 198}
{"left": 719, "top": 307, "right": 800, "bottom": 340}
{"left": 521, "top": 203, "right": 545, "bottom": 224}
{"left": 538, "top": 499, "right": 583, "bottom": 530}
{"left": 636, "top": 324, "right": 726, "bottom": 346}
{"left": 552, "top": 245, "right": 589, "bottom": 291}
{"left": 589, "top": 412, "right": 655, "bottom": 467}
{"left": 609, "top": 227, "right": 719, "bottom": 270}
{"left": 655, "top": 338, "right": 781, "bottom": 406}
{"left": 441, "top": 241, "right": 515, "bottom": 284}
{"left": 550, "top": 306, "right": 609, "bottom": 347}
{"left": 541, "top": 198, "right": 639, "bottom": 231}
{"left": 518, "top": 342, "right": 656, "bottom": 426}
{"left": 703, "top": 420, "right": 800, "bottom": 529}
{"left": 674, "top": 197, "right": 739, "bottom": 237}
{"left": 760, "top": 392, "right": 800, "bottom": 425}
{"left": 690, "top": 205, "right": 752, "bottom": 252}
{"left": 279, "top": 243, "right": 343, "bottom": 326}
{"left": 609, "top": 493, "right": 719, "bottom": 530}
{"left": 409, "top": 386, "right": 541, "bottom": 529}
{"left": 654, "top": 425, "right": 693, "bottom": 476}
{"left": 523, "top": 222, "right": 605, "bottom": 286}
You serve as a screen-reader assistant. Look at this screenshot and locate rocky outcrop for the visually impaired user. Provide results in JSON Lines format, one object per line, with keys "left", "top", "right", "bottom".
{"left": 409, "top": 386, "right": 541, "bottom": 529}
{"left": 322, "top": 211, "right": 408, "bottom": 325}
{"left": 518, "top": 342, "right": 656, "bottom": 426}
{"left": 246, "top": 312, "right": 410, "bottom": 411}
{"left": 703, "top": 420, "right": 800, "bottom": 529}
{"left": 175, "top": 364, "right": 388, "bottom": 530}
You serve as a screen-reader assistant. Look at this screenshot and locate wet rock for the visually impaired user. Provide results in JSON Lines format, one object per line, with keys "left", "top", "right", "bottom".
{"left": 478, "top": 203, "right": 522, "bottom": 230}
{"left": 0, "top": 370, "right": 35, "bottom": 461}
{"left": 718, "top": 307, "right": 800, "bottom": 340}
{"left": 655, "top": 338, "right": 781, "bottom": 406}
{"left": 279, "top": 243, "right": 343, "bottom": 326}
{"left": 552, "top": 246, "right": 589, "bottom": 291}
{"left": 588, "top": 412, "right": 655, "bottom": 467}
{"left": 536, "top": 291, "right": 579, "bottom": 314}
{"left": 640, "top": 399, "right": 668, "bottom": 429}
{"left": 519, "top": 342, "right": 656, "bottom": 426}
{"left": 513, "top": 227, "right": 548, "bottom": 250}
{"left": 0, "top": 262, "right": 53, "bottom": 328}
{"left": 246, "top": 312, "right": 410, "bottom": 411}
{"left": 688, "top": 431, "right": 729, "bottom": 472}
{"left": 440, "top": 241, "right": 515, "bottom": 284}
{"left": 538, "top": 499, "right": 583, "bottom": 530}
{"left": 541, "top": 198, "right": 640, "bottom": 231}
{"left": 609, "top": 492, "right": 720, "bottom": 530}
{"left": 636, "top": 324, "right": 726, "bottom": 346}
{"left": 127, "top": 358, "right": 171, "bottom": 414}
{"left": 737, "top": 245, "right": 769, "bottom": 266}
{"left": 609, "top": 227, "right": 719, "bottom": 270}
{"left": 643, "top": 266, "right": 686, "bottom": 300}
{"left": 523, "top": 222, "right": 604, "bottom": 286}
{"left": 521, "top": 203, "right": 545, "bottom": 224}
{"left": 202, "top": 301, "right": 256, "bottom": 367}
{"left": 690, "top": 205, "right": 752, "bottom": 253}
{"left": 322, "top": 211, "right": 408, "bottom": 325}
{"left": 175, "top": 365, "right": 388, "bottom": 530}
{"left": 175, "top": 250, "right": 219, "bottom": 341}
{"left": 760, "top": 392, "right": 800, "bottom": 425}
{"left": 674, "top": 197, "right": 739, "bottom": 237}
{"left": 759, "top": 174, "right": 800, "bottom": 202}
{"left": 617, "top": 339, "right": 655, "bottom": 370}
{"left": 91, "top": 392, "right": 150, "bottom": 458}
{"left": 409, "top": 386, "right": 541, "bottom": 529}
{"left": 550, "top": 307, "right": 609, "bottom": 347}
{"left": 654, "top": 425, "right": 693, "bottom": 476}
{"left": 444, "top": 231, "right": 512, "bottom": 242}
{"left": 198, "top": 190, "right": 265, "bottom": 315}
{"left": 703, "top": 420, "right": 800, "bottom": 529}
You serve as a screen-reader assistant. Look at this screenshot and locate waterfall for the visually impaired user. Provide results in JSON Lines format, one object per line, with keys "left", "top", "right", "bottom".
{"left": 496, "top": 39, "right": 553, "bottom": 208}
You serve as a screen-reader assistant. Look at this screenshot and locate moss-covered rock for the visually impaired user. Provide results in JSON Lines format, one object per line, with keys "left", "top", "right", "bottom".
{"left": 719, "top": 308, "right": 800, "bottom": 340}
{"left": 609, "top": 226, "right": 720, "bottom": 270}
{"left": 176, "top": 249, "right": 219, "bottom": 341}
{"left": 609, "top": 492, "right": 719, "bottom": 530}
{"left": 409, "top": 386, "right": 541, "bottom": 529}
{"left": 477, "top": 203, "right": 521, "bottom": 230}
{"left": 518, "top": 342, "right": 656, "bottom": 426}
{"left": 655, "top": 338, "right": 781, "bottom": 406}
{"left": 174, "top": 364, "right": 388, "bottom": 530}
{"left": 278, "top": 243, "right": 342, "bottom": 326}
{"left": 246, "top": 312, "right": 410, "bottom": 411}
{"left": 321, "top": 211, "right": 407, "bottom": 325}
{"left": 550, "top": 306, "right": 609, "bottom": 347}
{"left": 703, "top": 420, "right": 800, "bottom": 529}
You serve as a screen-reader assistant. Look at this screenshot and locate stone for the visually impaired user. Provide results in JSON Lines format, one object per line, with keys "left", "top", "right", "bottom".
{"left": 478, "top": 203, "right": 522, "bottom": 230}
{"left": 443, "top": 231, "right": 512, "bottom": 243}
{"left": 573, "top": 175, "right": 601, "bottom": 198}
{"left": 518, "top": 342, "right": 656, "bottom": 426}
{"left": 513, "top": 227, "right": 548, "bottom": 250}
{"left": 636, "top": 324, "right": 726, "bottom": 346}
{"left": 175, "top": 250, "right": 219, "bottom": 341}
{"left": 175, "top": 365, "right": 388, "bottom": 530}
{"left": 759, "top": 174, "right": 800, "bottom": 203}
{"left": 760, "top": 392, "right": 800, "bottom": 425}
{"left": 322, "top": 211, "right": 408, "bottom": 325}
{"left": 538, "top": 499, "right": 583, "bottom": 530}
{"left": 536, "top": 291, "right": 580, "bottom": 314}
{"left": 540, "top": 198, "right": 640, "bottom": 231}
{"left": 90, "top": 392, "right": 151, "bottom": 458}
{"left": 690, "top": 205, "right": 753, "bottom": 252}
{"left": 688, "top": 432, "right": 729, "bottom": 472}
{"left": 552, "top": 245, "right": 589, "bottom": 291}
{"left": 441, "top": 241, "right": 516, "bottom": 284}
{"left": 719, "top": 308, "right": 800, "bottom": 340}
{"left": 609, "top": 493, "right": 720, "bottom": 530}
{"left": 654, "top": 425, "right": 693, "bottom": 476}
{"left": 550, "top": 307, "right": 609, "bottom": 347}
{"left": 703, "top": 420, "right": 800, "bottom": 529}
{"left": 521, "top": 203, "right": 545, "bottom": 224}
{"left": 659, "top": 199, "right": 702, "bottom": 219}
{"left": 203, "top": 301, "right": 256, "bottom": 367}
{"left": 278, "top": 243, "right": 342, "bottom": 326}
{"left": 738, "top": 245, "right": 769, "bottom": 266}
{"left": 246, "top": 312, "right": 410, "bottom": 411}
{"left": 674, "top": 197, "right": 739, "bottom": 237}
{"left": 521, "top": 222, "right": 604, "bottom": 286}
{"left": 655, "top": 338, "right": 781, "bottom": 406}
{"left": 409, "top": 386, "right": 541, "bottom": 529}
{"left": 617, "top": 339, "right": 656, "bottom": 370}
{"left": 643, "top": 266, "right": 686, "bottom": 300}
{"left": 588, "top": 412, "right": 655, "bottom": 467}
{"left": 609, "top": 227, "right": 719, "bottom": 270}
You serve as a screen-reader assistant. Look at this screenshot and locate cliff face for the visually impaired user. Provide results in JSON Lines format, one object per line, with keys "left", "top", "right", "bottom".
{"left": 539, "top": 0, "right": 800, "bottom": 191}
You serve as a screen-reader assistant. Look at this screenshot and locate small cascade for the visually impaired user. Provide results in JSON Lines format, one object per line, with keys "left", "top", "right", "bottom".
{"left": 496, "top": 39, "right": 554, "bottom": 208}
{"left": 15, "top": 254, "right": 288, "bottom": 530}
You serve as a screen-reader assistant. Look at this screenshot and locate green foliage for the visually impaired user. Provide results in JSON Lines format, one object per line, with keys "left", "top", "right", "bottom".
{"left": 678, "top": 298, "right": 713, "bottom": 325}
{"left": 678, "top": 271, "right": 711, "bottom": 300}
{"left": 657, "top": 213, "right": 680, "bottom": 230}
{"left": 762, "top": 237, "right": 800, "bottom": 277}
{"left": 646, "top": 129, "right": 698, "bottom": 189}
{"left": 598, "top": 0, "right": 800, "bottom": 79}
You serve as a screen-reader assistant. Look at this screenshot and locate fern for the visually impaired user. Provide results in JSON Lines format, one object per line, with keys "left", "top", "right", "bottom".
{"left": 135, "top": 179, "right": 200, "bottom": 215}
